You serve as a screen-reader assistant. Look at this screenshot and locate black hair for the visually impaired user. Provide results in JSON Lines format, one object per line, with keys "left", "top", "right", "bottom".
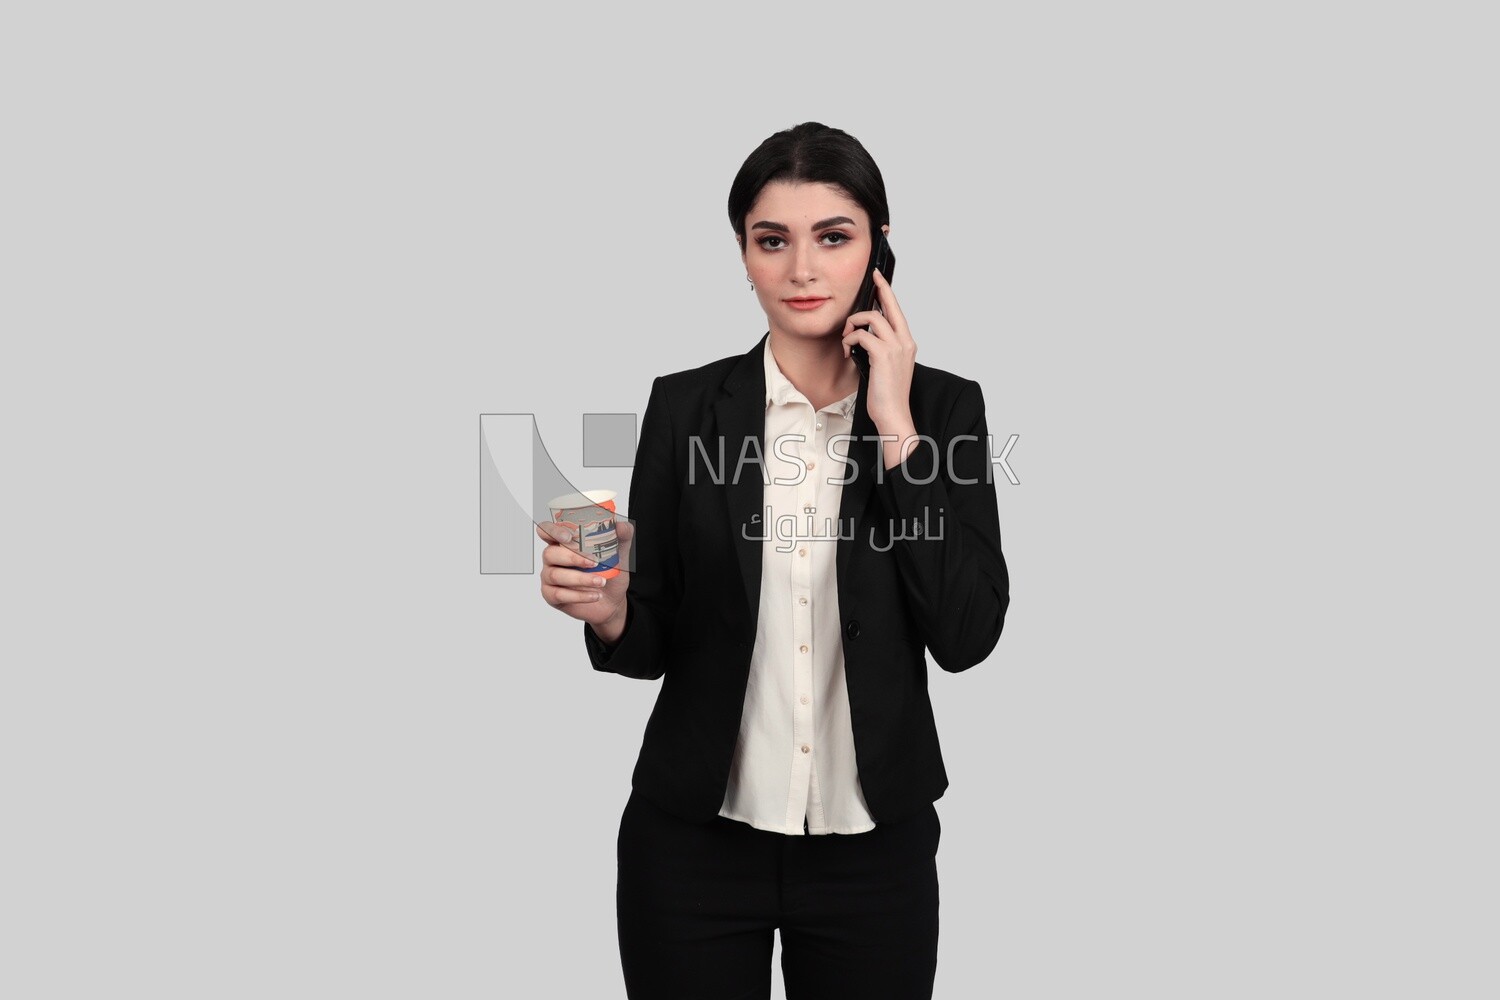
{"left": 727, "top": 122, "right": 890, "bottom": 252}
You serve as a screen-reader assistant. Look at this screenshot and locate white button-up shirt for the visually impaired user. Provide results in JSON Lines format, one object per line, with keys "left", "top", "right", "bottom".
{"left": 717, "top": 340, "right": 877, "bottom": 836}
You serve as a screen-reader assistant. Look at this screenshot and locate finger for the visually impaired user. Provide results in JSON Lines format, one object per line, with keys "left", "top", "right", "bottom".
{"left": 841, "top": 326, "right": 880, "bottom": 361}
{"left": 542, "top": 584, "right": 606, "bottom": 606}
{"left": 543, "top": 565, "right": 609, "bottom": 589}
{"left": 541, "top": 542, "right": 599, "bottom": 569}
{"left": 535, "top": 521, "right": 574, "bottom": 545}
{"left": 843, "top": 310, "right": 892, "bottom": 336}
{"left": 844, "top": 309, "right": 898, "bottom": 343}
{"left": 871, "top": 270, "right": 911, "bottom": 339}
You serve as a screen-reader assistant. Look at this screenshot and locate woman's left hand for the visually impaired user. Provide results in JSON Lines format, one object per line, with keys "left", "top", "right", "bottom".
{"left": 842, "top": 269, "right": 919, "bottom": 456}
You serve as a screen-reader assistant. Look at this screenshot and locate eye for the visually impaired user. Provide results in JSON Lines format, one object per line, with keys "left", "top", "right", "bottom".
{"left": 756, "top": 235, "right": 787, "bottom": 250}
{"left": 820, "top": 231, "right": 853, "bottom": 246}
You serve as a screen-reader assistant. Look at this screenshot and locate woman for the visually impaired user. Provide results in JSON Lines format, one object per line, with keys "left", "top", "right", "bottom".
{"left": 536, "top": 122, "right": 1010, "bottom": 999}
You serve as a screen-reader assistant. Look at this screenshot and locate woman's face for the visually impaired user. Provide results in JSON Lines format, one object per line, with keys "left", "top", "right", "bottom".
{"left": 740, "top": 180, "right": 886, "bottom": 346}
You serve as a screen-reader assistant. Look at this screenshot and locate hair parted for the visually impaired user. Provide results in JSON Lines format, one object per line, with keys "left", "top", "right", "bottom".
{"left": 727, "top": 122, "right": 890, "bottom": 251}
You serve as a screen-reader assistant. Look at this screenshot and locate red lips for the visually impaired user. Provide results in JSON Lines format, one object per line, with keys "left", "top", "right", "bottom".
{"left": 784, "top": 297, "right": 830, "bottom": 311}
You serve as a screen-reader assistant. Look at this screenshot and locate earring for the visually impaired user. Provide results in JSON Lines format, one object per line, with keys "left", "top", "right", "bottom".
{"left": 746, "top": 274, "right": 755, "bottom": 290}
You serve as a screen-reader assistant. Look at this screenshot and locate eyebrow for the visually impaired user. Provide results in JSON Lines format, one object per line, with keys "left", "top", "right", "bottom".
{"left": 749, "top": 215, "right": 858, "bottom": 234}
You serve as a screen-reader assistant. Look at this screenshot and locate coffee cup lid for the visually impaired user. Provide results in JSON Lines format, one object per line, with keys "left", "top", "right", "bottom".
{"left": 547, "top": 488, "right": 617, "bottom": 511}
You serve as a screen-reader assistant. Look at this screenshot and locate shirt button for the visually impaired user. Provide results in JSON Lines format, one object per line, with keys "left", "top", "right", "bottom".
{"left": 798, "top": 596, "right": 808, "bottom": 606}
{"left": 816, "top": 421, "right": 823, "bottom": 430}
{"left": 798, "top": 548, "right": 807, "bottom": 557}
{"left": 806, "top": 460, "right": 816, "bottom": 470}
{"left": 845, "top": 620, "right": 861, "bottom": 640}
{"left": 799, "top": 644, "right": 809, "bottom": 653}
{"left": 801, "top": 744, "right": 810, "bottom": 754}
{"left": 800, "top": 694, "right": 810, "bottom": 704}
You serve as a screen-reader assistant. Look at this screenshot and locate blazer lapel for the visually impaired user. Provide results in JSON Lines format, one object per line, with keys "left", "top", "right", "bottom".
{"left": 835, "top": 373, "right": 879, "bottom": 597}
{"left": 715, "top": 332, "right": 882, "bottom": 624}
{"left": 716, "top": 334, "right": 770, "bottom": 621}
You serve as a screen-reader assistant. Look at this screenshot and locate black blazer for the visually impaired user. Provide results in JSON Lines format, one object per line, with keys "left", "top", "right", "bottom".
{"left": 583, "top": 332, "right": 1009, "bottom": 825}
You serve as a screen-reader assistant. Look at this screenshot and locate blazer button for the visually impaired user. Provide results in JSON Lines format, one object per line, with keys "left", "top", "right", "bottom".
{"left": 845, "top": 619, "right": 861, "bottom": 640}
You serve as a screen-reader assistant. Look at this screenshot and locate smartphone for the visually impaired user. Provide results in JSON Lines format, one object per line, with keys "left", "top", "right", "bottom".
{"left": 849, "top": 231, "right": 896, "bottom": 379}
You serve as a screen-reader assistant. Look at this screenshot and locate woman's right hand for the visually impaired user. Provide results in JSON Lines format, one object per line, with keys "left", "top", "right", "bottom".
{"left": 535, "top": 519, "right": 632, "bottom": 644}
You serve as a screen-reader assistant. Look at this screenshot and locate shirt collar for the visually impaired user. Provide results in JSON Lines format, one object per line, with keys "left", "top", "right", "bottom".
{"left": 763, "top": 338, "right": 857, "bottom": 419}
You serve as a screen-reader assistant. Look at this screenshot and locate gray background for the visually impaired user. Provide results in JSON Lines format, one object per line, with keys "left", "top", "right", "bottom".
{"left": 4, "top": 3, "right": 1495, "bottom": 998}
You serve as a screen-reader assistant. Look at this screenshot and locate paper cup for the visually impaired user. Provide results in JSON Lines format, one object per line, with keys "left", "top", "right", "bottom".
{"left": 547, "top": 489, "right": 621, "bottom": 579}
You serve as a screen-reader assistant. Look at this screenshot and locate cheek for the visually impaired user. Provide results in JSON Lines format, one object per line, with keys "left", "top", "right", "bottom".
{"left": 834, "top": 255, "right": 868, "bottom": 291}
{"left": 745, "top": 256, "right": 778, "bottom": 284}
{"left": 748, "top": 270, "right": 777, "bottom": 310}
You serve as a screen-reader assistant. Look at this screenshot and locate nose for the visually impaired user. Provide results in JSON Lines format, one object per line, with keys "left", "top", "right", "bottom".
{"left": 790, "top": 241, "right": 815, "bottom": 286}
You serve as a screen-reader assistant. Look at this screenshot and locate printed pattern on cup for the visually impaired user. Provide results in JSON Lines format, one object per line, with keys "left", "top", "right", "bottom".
{"left": 547, "top": 489, "right": 621, "bottom": 579}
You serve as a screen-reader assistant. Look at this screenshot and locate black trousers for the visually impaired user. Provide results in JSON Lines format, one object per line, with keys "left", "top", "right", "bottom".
{"left": 616, "top": 787, "right": 941, "bottom": 1000}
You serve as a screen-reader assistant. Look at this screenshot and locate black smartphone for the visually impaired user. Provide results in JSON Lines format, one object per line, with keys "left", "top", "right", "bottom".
{"left": 849, "top": 231, "right": 896, "bottom": 379}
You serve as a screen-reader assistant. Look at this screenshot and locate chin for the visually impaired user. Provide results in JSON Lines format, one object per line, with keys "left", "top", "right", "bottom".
{"left": 782, "top": 315, "right": 845, "bottom": 340}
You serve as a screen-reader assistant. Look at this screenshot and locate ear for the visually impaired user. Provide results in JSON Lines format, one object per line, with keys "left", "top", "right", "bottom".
{"left": 881, "top": 224, "right": 891, "bottom": 236}
{"left": 736, "top": 233, "right": 746, "bottom": 259}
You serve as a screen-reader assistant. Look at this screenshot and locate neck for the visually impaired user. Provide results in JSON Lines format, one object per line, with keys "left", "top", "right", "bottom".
{"left": 767, "top": 329, "right": 861, "bottom": 411}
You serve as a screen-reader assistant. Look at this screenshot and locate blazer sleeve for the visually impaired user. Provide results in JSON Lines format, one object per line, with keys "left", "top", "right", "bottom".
{"left": 581, "top": 376, "right": 682, "bottom": 680}
{"left": 871, "top": 378, "right": 1010, "bottom": 673}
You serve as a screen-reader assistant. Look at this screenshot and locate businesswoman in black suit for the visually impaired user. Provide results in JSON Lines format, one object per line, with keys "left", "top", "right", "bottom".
{"left": 537, "top": 122, "right": 1009, "bottom": 999}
